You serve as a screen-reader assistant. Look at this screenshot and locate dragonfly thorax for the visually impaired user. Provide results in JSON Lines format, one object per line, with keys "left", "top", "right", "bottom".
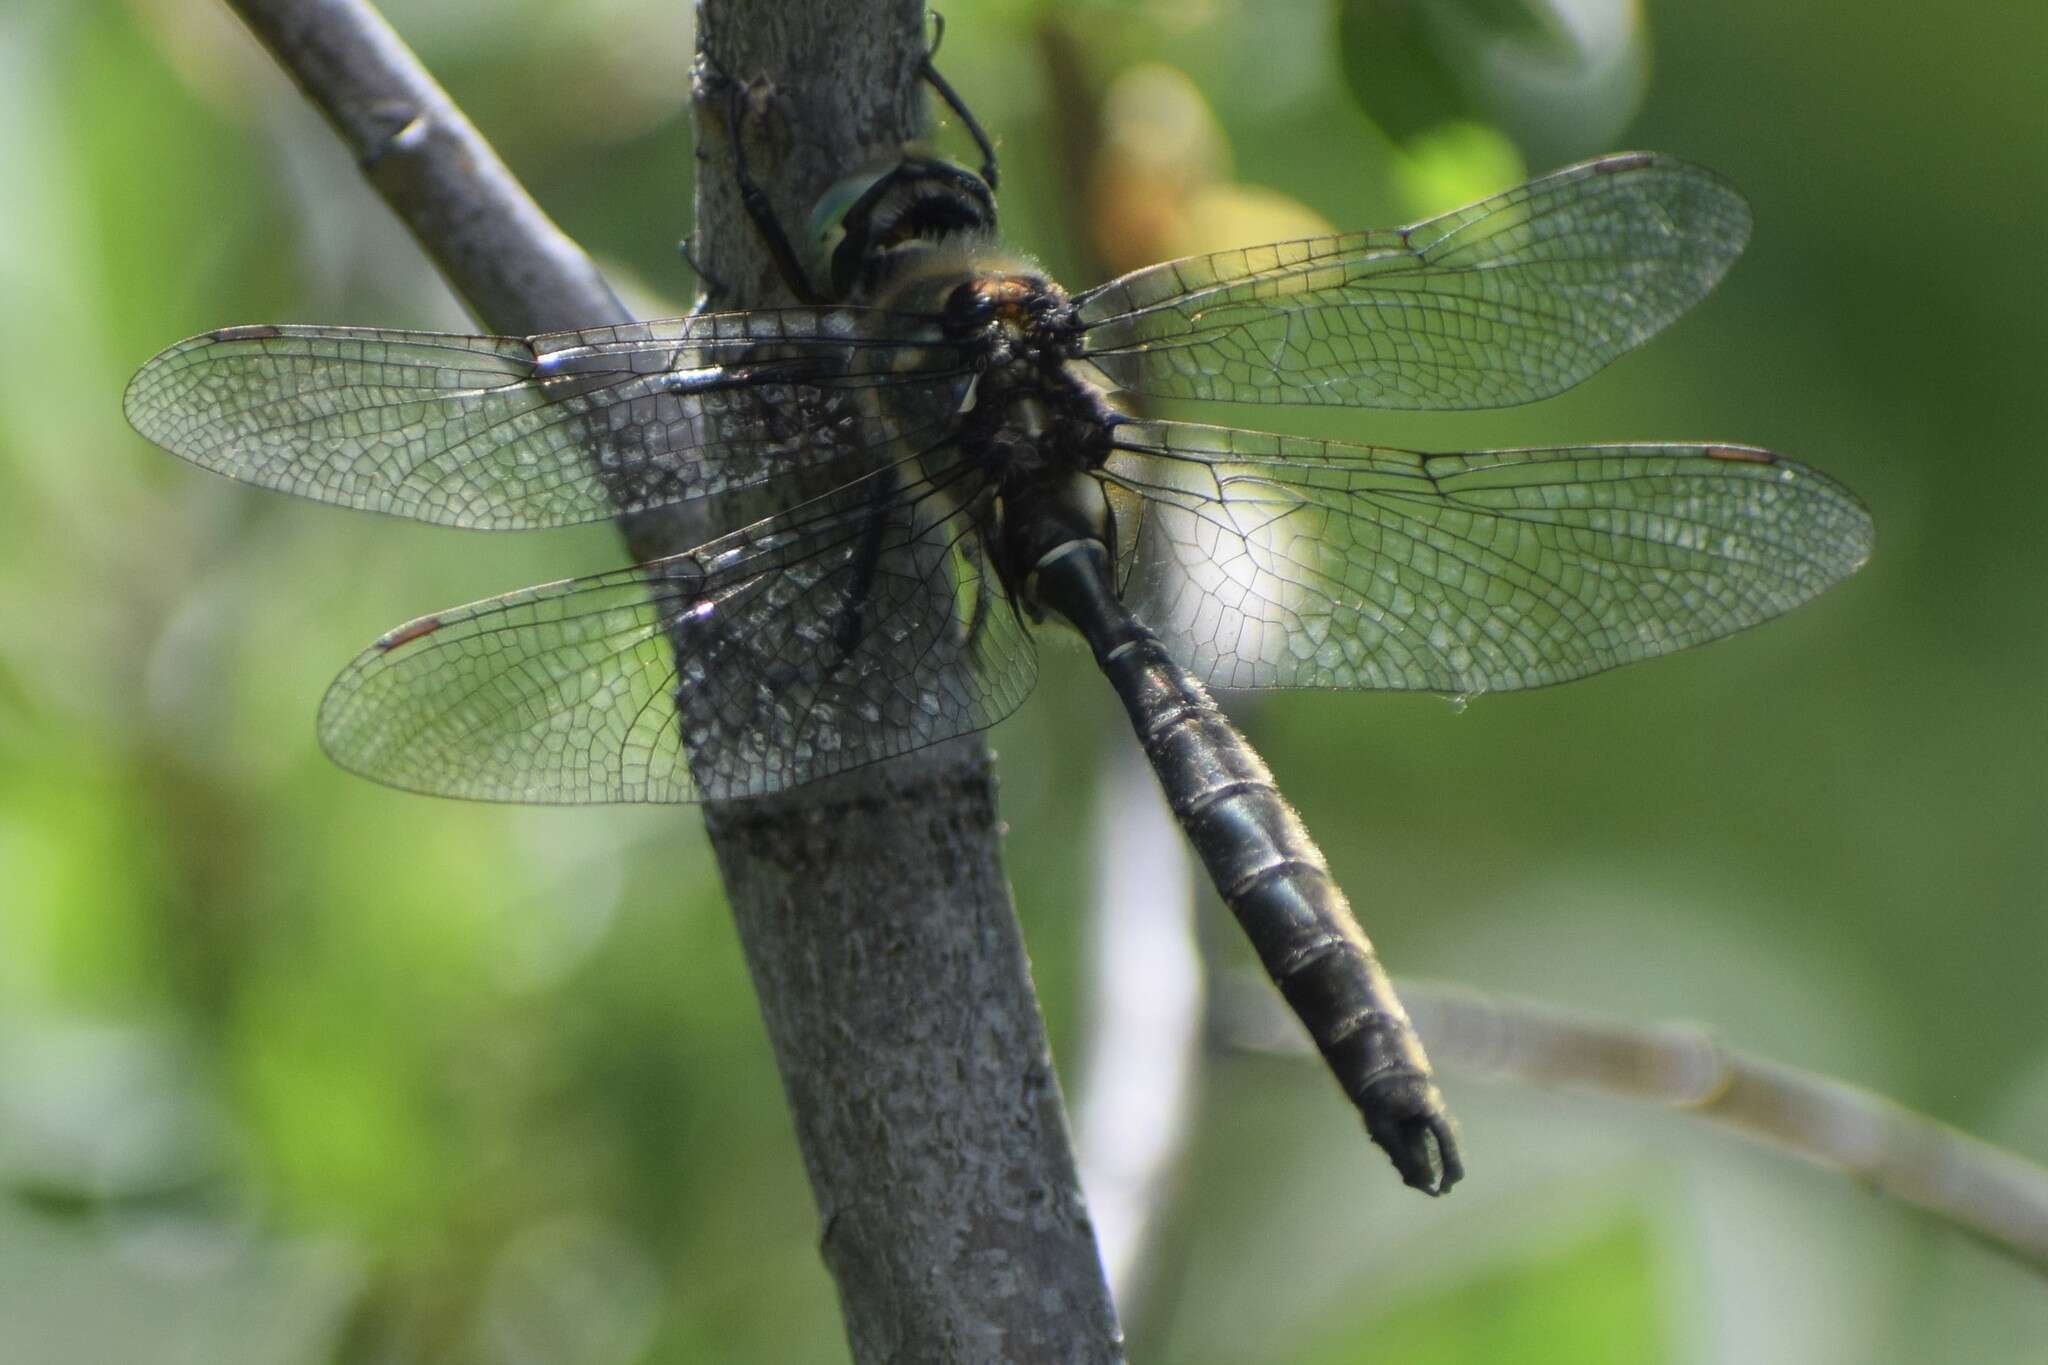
{"left": 943, "top": 273, "right": 1114, "bottom": 485}
{"left": 937, "top": 272, "right": 1081, "bottom": 364}
{"left": 948, "top": 312, "right": 1125, "bottom": 617}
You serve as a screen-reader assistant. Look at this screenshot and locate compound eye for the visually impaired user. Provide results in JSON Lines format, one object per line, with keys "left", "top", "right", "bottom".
{"left": 809, "top": 163, "right": 895, "bottom": 249}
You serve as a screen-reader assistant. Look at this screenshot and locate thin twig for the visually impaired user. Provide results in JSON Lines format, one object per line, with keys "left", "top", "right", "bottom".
{"left": 216, "top": 1, "right": 1122, "bottom": 1358}
{"left": 1223, "top": 972, "right": 2048, "bottom": 1277}
{"left": 1075, "top": 740, "right": 1205, "bottom": 1305}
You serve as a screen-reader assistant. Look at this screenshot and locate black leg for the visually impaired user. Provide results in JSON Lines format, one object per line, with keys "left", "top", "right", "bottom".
{"left": 760, "top": 468, "right": 903, "bottom": 693}
{"left": 829, "top": 468, "right": 899, "bottom": 659}
{"left": 677, "top": 233, "right": 732, "bottom": 306}
{"left": 921, "top": 16, "right": 998, "bottom": 192}
{"left": 699, "top": 59, "right": 829, "bottom": 305}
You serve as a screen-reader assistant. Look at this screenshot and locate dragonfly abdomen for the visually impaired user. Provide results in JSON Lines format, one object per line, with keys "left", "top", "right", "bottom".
{"left": 1112, "top": 633, "right": 1458, "bottom": 1194}
{"left": 1030, "top": 539, "right": 1461, "bottom": 1195}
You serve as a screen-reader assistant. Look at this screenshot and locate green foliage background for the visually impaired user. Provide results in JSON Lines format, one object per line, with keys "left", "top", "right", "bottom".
{"left": 1, "top": 1, "right": 2043, "bottom": 1361}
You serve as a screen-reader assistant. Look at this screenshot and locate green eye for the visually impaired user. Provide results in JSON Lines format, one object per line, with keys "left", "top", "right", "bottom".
{"left": 809, "top": 162, "right": 897, "bottom": 253}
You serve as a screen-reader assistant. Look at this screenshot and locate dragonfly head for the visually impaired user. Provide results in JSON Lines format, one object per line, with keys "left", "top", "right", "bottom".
{"left": 813, "top": 155, "right": 996, "bottom": 300}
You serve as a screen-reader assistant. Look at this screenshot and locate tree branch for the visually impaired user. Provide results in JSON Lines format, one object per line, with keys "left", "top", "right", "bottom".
{"left": 227, "top": 0, "right": 626, "bottom": 337}
{"left": 1403, "top": 982, "right": 2048, "bottom": 1277}
{"left": 1075, "top": 742, "right": 1205, "bottom": 1311}
{"left": 220, "top": 0, "right": 1122, "bottom": 1357}
{"left": 1223, "top": 972, "right": 2048, "bottom": 1277}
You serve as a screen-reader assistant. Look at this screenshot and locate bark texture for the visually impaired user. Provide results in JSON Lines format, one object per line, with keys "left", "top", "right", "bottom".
{"left": 694, "top": 4, "right": 1123, "bottom": 1358}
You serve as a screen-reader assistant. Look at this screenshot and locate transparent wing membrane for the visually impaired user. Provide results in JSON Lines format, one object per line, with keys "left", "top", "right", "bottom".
{"left": 125, "top": 314, "right": 972, "bottom": 529}
{"left": 1102, "top": 421, "right": 1871, "bottom": 693}
{"left": 318, "top": 464, "right": 1034, "bottom": 802}
{"left": 127, "top": 151, "right": 1871, "bottom": 806}
{"left": 1076, "top": 154, "right": 1751, "bottom": 410}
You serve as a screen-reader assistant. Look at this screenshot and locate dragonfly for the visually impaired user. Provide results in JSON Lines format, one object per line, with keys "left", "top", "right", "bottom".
{"left": 126, "top": 147, "right": 1872, "bottom": 1197}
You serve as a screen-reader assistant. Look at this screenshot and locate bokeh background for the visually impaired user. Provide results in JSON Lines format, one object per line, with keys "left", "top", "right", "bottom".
{"left": 3, "top": 0, "right": 2045, "bottom": 1361}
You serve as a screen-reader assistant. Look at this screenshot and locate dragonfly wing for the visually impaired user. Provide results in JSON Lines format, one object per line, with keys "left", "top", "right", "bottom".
{"left": 1102, "top": 421, "right": 1870, "bottom": 693}
{"left": 1076, "top": 153, "right": 1750, "bottom": 410}
{"left": 318, "top": 462, "right": 1035, "bottom": 802}
{"left": 125, "top": 312, "right": 971, "bottom": 529}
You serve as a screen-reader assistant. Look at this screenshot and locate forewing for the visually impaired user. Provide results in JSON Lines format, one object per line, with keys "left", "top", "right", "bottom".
{"left": 1076, "top": 154, "right": 1750, "bottom": 410}
{"left": 125, "top": 312, "right": 970, "bottom": 529}
{"left": 317, "top": 464, "right": 1034, "bottom": 802}
{"left": 1103, "top": 421, "right": 1870, "bottom": 693}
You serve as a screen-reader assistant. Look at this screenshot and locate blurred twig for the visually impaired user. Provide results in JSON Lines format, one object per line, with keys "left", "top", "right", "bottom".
{"left": 1224, "top": 973, "right": 2048, "bottom": 1278}
{"left": 1075, "top": 741, "right": 1205, "bottom": 1308}
{"left": 216, "top": 2, "right": 1122, "bottom": 1358}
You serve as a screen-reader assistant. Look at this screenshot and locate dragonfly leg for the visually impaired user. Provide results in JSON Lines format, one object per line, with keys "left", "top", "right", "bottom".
{"left": 676, "top": 232, "right": 732, "bottom": 306}
{"left": 756, "top": 468, "right": 902, "bottom": 695}
{"left": 922, "top": 13, "right": 998, "bottom": 191}
{"left": 822, "top": 468, "right": 897, "bottom": 666}
{"left": 696, "top": 58, "right": 829, "bottom": 305}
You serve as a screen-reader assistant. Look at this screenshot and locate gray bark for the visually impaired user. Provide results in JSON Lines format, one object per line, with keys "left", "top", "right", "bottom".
{"left": 693, "top": 4, "right": 1122, "bottom": 1357}
{"left": 222, "top": 0, "right": 1123, "bottom": 1358}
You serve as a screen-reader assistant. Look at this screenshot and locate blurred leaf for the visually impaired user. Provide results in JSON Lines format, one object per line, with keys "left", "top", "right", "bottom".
{"left": 474, "top": 1217, "right": 663, "bottom": 1365}
{"left": 0, "top": 1195, "right": 363, "bottom": 1365}
{"left": 0, "top": 1022, "right": 232, "bottom": 1207}
{"left": 1334, "top": 0, "right": 1648, "bottom": 160}
{"left": 1291, "top": 1218, "right": 1665, "bottom": 1365}
{"left": 1384, "top": 118, "right": 1526, "bottom": 217}
{"left": 1335, "top": 0, "right": 1467, "bottom": 146}
{"left": 62, "top": 3, "right": 288, "bottom": 351}
{"left": 0, "top": 750, "right": 170, "bottom": 1012}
